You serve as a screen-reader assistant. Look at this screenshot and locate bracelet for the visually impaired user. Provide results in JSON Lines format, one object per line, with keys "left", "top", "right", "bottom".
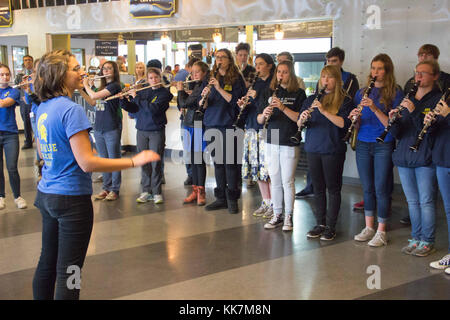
{"left": 130, "top": 158, "right": 134, "bottom": 168}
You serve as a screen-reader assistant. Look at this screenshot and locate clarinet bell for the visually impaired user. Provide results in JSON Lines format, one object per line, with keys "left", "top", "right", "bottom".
{"left": 290, "top": 130, "right": 302, "bottom": 144}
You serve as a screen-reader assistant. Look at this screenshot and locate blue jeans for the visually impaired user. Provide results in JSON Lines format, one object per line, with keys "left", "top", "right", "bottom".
{"left": 0, "top": 132, "right": 21, "bottom": 198}
{"left": 436, "top": 166, "right": 450, "bottom": 252}
{"left": 181, "top": 123, "right": 192, "bottom": 177}
{"left": 356, "top": 140, "right": 394, "bottom": 223}
{"left": 33, "top": 191, "right": 93, "bottom": 300}
{"left": 398, "top": 166, "right": 437, "bottom": 243}
{"left": 94, "top": 129, "right": 122, "bottom": 193}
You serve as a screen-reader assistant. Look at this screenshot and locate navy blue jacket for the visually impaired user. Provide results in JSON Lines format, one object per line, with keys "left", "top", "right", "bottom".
{"left": 200, "top": 75, "right": 246, "bottom": 128}
{"left": 258, "top": 86, "right": 306, "bottom": 146}
{"left": 120, "top": 87, "right": 173, "bottom": 131}
{"left": 390, "top": 88, "right": 442, "bottom": 167}
{"left": 243, "top": 74, "right": 273, "bottom": 131}
{"left": 302, "top": 94, "right": 353, "bottom": 155}
{"left": 177, "top": 80, "right": 204, "bottom": 128}
{"left": 95, "top": 82, "right": 122, "bottom": 132}
{"left": 431, "top": 112, "right": 450, "bottom": 168}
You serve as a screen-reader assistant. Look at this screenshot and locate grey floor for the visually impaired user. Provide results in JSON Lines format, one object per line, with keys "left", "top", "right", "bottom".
{"left": 0, "top": 135, "right": 449, "bottom": 300}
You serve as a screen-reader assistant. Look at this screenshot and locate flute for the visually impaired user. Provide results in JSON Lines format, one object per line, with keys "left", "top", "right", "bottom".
{"left": 343, "top": 76, "right": 377, "bottom": 142}
{"left": 81, "top": 74, "right": 109, "bottom": 80}
{"left": 11, "top": 76, "right": 33, "bottom": 88}
{"left": 409, "top": 89, "right": 450, "bottom": 152}
{"left": 263, "top": 79, "right": 281, "bottom": 129}
{"left": 376, "top": 81, "right": 420, "bottom": 143}
{"left": 197, "top": 64, "right": 221, "bottom": 115}
{"left": 290, "top": 85, "right": 327, "bottom": 144}
{"left": 233, "top": 71, "right": 259, "bottom": 129}
{"left": 104, "top": 82, "right": 170, "bottom": 101}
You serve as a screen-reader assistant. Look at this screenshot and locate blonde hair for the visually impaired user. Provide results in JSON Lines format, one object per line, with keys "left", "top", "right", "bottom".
{"left": 318, "top": 65, "right": 346, "bottom": 115}
{"left": 270, "top": 60, "right": 299, "bottom": 93}
{"left": 134, "top": 62, "right": 146, "bottom": 80}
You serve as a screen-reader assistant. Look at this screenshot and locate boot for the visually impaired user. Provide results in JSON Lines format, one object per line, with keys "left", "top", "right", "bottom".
{"left": 197, "top": 186, "right": 206, "bottom": 206}
{"left": 183, "top": 186, "right": 198, "bottom": 204}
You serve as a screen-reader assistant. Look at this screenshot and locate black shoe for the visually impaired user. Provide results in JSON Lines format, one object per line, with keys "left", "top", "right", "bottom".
{"left": 306, "top": 225, "right": 326, "bottom": 238}
{"left": 184, "top": 176, "right": 193, "bottom": 186}
{"left": 21, "top": 144, "right": 33, "bottom": 150}
{"left": 400, "top": 215, "right": 411, "bottom": 225}
{"left": 205, "top": 199, "right": 228, "bottom": 211}
{"left": 227, "top": 200, "right": 238, "bottom": 214}
{"left": 295, "top": 189, "right": 314, "bottom": 199}
{"left": 320, "top": 227, "right": 336, "bottom": 241}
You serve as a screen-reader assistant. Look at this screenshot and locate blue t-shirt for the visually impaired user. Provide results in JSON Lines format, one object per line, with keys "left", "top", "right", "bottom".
{"left": 36, "top": 96, "right": 93, "bottom": 196}
{"left": 354, "top": 86, "right": 404, "bottom": 143}
{"left": 174, "top": 69, "right": 189, "bottom": 81}
{"left": 0, "top": 87, "right": 20, "bottom": 133}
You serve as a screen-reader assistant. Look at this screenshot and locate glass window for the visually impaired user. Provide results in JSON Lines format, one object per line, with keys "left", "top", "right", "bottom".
{"left": 71, "top": 48, "right": 85, "bottom": 70}
{"left": 12, "top": 46, "right": 28, "bottom": 78}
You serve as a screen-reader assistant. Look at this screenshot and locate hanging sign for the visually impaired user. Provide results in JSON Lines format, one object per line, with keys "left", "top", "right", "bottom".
{"left": 95, "top": 40, "right": 119, "bottom": 56}
{"left": 130, "top": 0, "right": 176, "bottom": 19}
{"left": 0, "top": 0, "right": 12, "bottom": 27}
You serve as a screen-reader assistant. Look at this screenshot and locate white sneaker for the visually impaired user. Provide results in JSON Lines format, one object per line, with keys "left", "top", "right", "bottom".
{"left": 354, "top": 227, "right": 376, "bottom": 242}
{"left": 154, "top": 194, "right": 164, "bottom": 204}
{"left": 368, "top": 231, "right": 388, "bottom": 247}
{"left": 264, "top": 213, "right": 284, "bottom": 229}
{"left": 430, "top": 254, "right": 450, "bottom": 270}
{"left": 445, "top": 267, "right": 450, "bottom": 275}
{"left": 14, "top": 197, "right": 27, "bottom": 209}
{"left": 263, "top": 206, "right": 274, "bottom": 219}
{"left": 0, "top": 197, "right": 5, "bottom": 210}
{"left": 136, "top": 192, "right": 153, "bottom": 203}
{"left": 282, "top": 214, "right": 293, "bottom": 231}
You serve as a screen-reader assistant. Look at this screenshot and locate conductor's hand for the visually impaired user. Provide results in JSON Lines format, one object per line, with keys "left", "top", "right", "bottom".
{"left": 132, "top": 150, "right": 161, "bottom": 167}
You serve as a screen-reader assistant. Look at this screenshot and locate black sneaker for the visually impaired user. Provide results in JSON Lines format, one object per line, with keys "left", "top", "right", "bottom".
{"left": 400, "top": 215, "right": 411, "bottom": 225}
{"left": 320, "top": 227, "right": 336, "bottom": 241}
{"left": 306, "top": 225, "right": 326, "bottom": 238}
{"left": 295, "top": 189, "right": 314, "bottom": 199}
{"left": 227, "top": 200, "right": 238, "bottom": 214}
{"left": 205, "top": 199, "right": 228, "bottom": 211}
{"left": 184, "top": 176, "right": 193, "bottom": 186}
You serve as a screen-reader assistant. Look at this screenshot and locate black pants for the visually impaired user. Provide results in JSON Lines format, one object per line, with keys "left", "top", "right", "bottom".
{"left": 20, "top": 102, "right": 33, "bottom": 145}
{"left": 307, "top": 152, "right": 346, "bottom": 230}
{"left": 205, "top": 127, "right": 241, "bottom": 201}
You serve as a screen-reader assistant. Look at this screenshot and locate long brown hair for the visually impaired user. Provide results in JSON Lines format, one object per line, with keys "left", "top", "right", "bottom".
{"left": 212, "top": 48, "right": 242, "bottom": 86}
{"left": 34, "top": 50, "right": 74, "bottom": 102}
{"left": 98, "top": 61, "right": 120, "bottom": 90}
{"left": 367, "top": 54, "right": 397, "bottom": 111}
{"left": 318, "top": 65, "right": 346, "bottom": 115}
{"left": 270, "top": 60, "right": 299, "bottom": 92}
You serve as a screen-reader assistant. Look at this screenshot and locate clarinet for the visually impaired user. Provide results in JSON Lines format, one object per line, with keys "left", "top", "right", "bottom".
{"left": 263, "top": 80, "right": 280, "bottom": 129}
{"left": 196, "top": 64, "right": 221, "bottom": 115}
{"left": 343, "top": 76, "right": 377, "bottom": 142}
{"left": 290, "top": 85, "right": 327, "bottom": 144}
{"left": 376, "top": 81, "right": 420, "bottom": 143}
{"left": 233, "top": 72, "right": 259, "bottom": 129}
{"left": 409, "top": 89, "right": 450, "bottom": 152}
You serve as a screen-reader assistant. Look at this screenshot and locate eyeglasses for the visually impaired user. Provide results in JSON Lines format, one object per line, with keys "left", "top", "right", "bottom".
{"left": 414, "top": 71, "right": 433, "bottom": 76}
{"left": 71, "top": 65, "right": 82, "bottom": 72}
{"left": 102, "top": 66, "right": 114, "bottom": 71}
{"left": 215, "top": 55, "right": 228, "bottom": 60}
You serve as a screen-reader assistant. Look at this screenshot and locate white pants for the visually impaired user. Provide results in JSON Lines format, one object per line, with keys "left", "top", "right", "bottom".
{"left": 265, "top": 143, "right": 300, "bottom": 215}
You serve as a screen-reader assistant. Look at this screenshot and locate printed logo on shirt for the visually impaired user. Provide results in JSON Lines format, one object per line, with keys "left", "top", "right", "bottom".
{"left": 152, "top": 96, "right": 157, "bottom": 103}
{"left": 37, "top": 113, "right": 57, "bottom": 167}
{"left": 3, "top": 91, "right": 9, "bottom": 98}
{"left": 96, "top": 100, "right": 105, "bottom": 111}
{"left": 280, "top": 97, "right": 296, "bottom": 106}
{"left": 422, "top": 107, "right": 431, "bottom": 115}
{"left": 224, "top": 84, "right": 232, "bottom": 92}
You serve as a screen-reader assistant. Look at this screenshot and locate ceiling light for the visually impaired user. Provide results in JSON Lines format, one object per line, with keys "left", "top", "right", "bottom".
{"left": 274, "top": 24, "right": 284, "bottom": 40}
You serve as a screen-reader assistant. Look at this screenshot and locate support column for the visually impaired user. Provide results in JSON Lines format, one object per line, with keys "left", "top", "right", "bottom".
{"left": 127, "top": 40, "right": 136, "bottom": 75}
{"left": 47, "top": 34, "right": 71, "bottom": 51}
{"left": 245, "top": 25, "right": 254, "bottom": 63}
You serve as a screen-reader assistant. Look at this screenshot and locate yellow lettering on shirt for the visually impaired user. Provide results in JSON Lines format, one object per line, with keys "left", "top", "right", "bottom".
{"left": 224, "top": 84, "right": 232, "bottom": 92}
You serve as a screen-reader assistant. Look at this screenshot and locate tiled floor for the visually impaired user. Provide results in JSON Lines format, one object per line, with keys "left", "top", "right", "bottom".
{"left": 0, "top": 136, "right": 449, "bottom": 300}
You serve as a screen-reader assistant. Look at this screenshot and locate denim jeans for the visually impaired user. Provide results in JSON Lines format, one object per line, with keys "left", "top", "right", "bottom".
{"left": 181, "top": 123, "right": 192, "bottom": 177}
{"left": 94, "top": 129, "right": 122, "bottom": 193}
{"left": 266, "top": 143, "right": 299, "bottom": 215}
{"left": 398, "top": 166, "right": 437, "bottom": 243}
{"left": 33, "top": 191, "right": 93, "bottom": 300}
{"left": 436, "top": 166, "right": 449, "bottom": 251}
{"left": 30, "top": 114, "right": 41, "bottom": 161}
{"left": 20, "top": 102, "right": 33, "bottom": 145}
{"left": 0, "top": 131, "right": 21, "bottom": 198}
{"left": 355, "top": 140, "right": 394, "bottom": 223}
